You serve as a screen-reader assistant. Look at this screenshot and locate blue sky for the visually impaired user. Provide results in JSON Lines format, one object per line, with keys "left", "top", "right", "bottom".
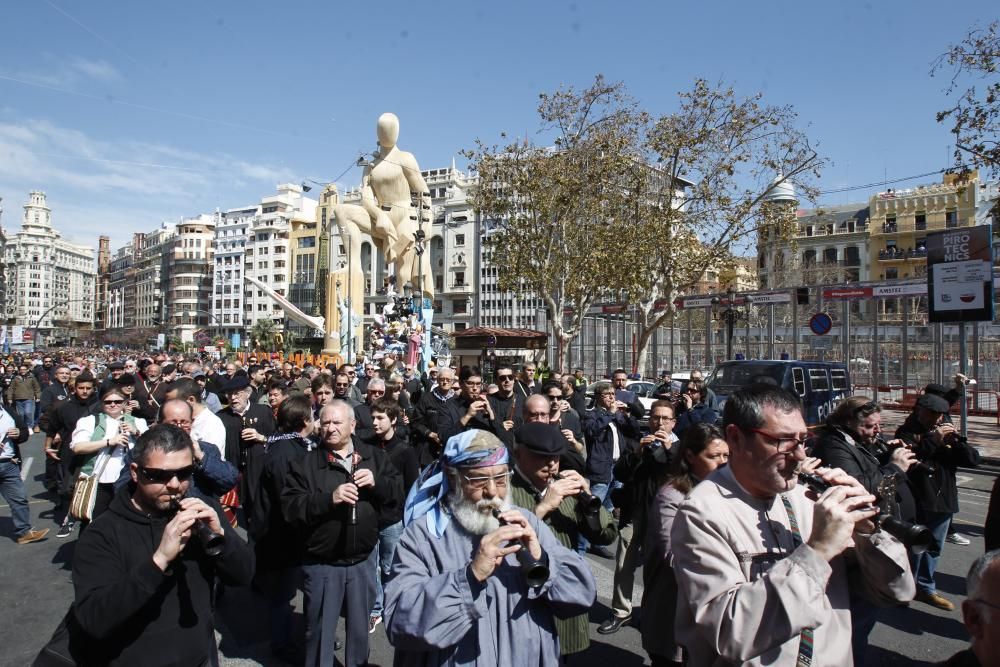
{"left": 0, "top": 1, "right": 994, "bottom": 250}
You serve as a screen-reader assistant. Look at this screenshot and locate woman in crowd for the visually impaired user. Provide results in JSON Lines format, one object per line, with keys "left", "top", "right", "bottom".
{"left": 69, "top": 386, "right": 149, "bottom": 522}
{"left": 641, "top": 422, "right": 730, "bottom": 667}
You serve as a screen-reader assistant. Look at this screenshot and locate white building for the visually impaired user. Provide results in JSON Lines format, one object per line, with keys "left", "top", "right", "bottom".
{"left": 1, "top": 191, "right": 95, "bottom": 341}
{"left": 240, "top": 183, "right": 317, "bottom": 332}
{"left": 213, "top": 204, "right": 255, "bottom": 340}
{"left": 166, "top": 213, "right": 216, "bottom": 342}
{"left": 134, "top": 222, "right": 176, "bottom": 329}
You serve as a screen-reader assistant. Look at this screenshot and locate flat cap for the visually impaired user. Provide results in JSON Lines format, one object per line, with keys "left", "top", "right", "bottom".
{"left": 514, "top": 422, "right": 567, "bottom": 457}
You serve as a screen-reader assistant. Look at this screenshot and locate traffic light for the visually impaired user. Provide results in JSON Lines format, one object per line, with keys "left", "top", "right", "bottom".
{"left": 796, "top": 287, "right": 809, "bottom": 305}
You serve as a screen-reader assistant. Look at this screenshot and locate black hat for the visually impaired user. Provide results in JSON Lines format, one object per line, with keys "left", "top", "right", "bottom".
{"left": 113, "top": 373, "right": 136, "bottom": 388}
{"left": 108, "top": 361, "right": 125, "bottom": 370}
{"left": 222, "top": 374, "right": 251, "bottom": 393}
{"left": 161, "top": 363, "right": 177, "bottom": 375}
{"left": 514, "top": 423, "right": 567, "bottom": 456}
{"left": 923, "top": 383, "right": 950, "bottom": 398}
{"left": 192, "top": 370, "right": 207, "bottom": 379}
{"left": 917, "top": 393, "right": 951, "bottom": 413}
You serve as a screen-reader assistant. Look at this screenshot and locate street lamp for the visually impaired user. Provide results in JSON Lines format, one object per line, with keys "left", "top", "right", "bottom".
{"left": 711, "top": 289, "right": 754, "bottom": 361}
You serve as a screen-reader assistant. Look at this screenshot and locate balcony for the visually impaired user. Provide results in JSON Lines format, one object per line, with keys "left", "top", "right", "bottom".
{"left": 877, "top": 247, "right": 927, "bottom": 261}
{"left": 873, "top": 220, "right": 965, "bottom": 235}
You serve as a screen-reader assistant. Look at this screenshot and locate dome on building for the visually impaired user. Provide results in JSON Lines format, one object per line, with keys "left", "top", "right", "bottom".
{"left": 764, "top": 175, "right": 797, "bottom": 203}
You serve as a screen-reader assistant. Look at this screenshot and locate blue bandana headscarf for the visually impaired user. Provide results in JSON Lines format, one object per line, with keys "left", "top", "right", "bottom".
{"left": 403, "top": 430, "right": 509, "bottom": 538}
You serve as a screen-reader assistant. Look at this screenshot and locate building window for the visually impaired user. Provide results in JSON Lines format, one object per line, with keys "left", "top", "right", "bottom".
{"left": 886, "top": 268, "right": 899, "bottom": 280}
{"left": 298, "top": 237, "right": 316, "bottom": 248}
{"left": 455, "top": 234, "right": 465, "bottom": 246}
{"left": 915, "top": 213, "right": 927, "bottom": 230}
{"left": 453, "top": 299, "right": 467, "bottom": 314}
{"left": 945, "top": 210, "right": 958, "bottom": 228}
{"left": 454, "top": 271, "right": 465, "bottom": 287}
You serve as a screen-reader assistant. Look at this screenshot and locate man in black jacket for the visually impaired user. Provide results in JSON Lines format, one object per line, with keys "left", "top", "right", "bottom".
{"left": 487, "top": 363, "right": 522, "bottom": 448}
{"left": 436, "top": 366, "right": 505, "bottom": 445}
{"left": 217, "top": 374, "right": 275, "bottom": 532}
{"left": 281, "top": 400, "right": 402, "bottom": 667}
{"left": 896, "top": 393, "right": 981, "bottom": 612}
{"left": 38, "top": 365, "right": 70, "bottom": 493}
{"left": 410, "top": 366, "right": 455, "bottom": 465}
{"left": 71, "top": 424, "right": 254, "bottom": 667}
{"left": 44, "top": 372, "right": 99, "bottom": 538}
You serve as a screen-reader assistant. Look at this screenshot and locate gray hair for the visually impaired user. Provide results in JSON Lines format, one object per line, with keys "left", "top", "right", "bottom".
{"left": 367, "top": 378, "right": 386, "bottom": 392}
{"left": 593, "top": 381, "right": 613, "bottom": 399}
{"left": 968, "top": 549, "right": 1000, "bottom": 600}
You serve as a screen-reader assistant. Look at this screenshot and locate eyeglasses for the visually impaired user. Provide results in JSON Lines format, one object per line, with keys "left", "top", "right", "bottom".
{"left": 103, "top": 399, "right": 125, "bottom": 405}
{"left": 164, "top": 419, "right": 192, "bottom": 428}
{"left": 496, "top": 374, "right": 514, "bottom": 381}
{"left": 598, "top": 391, "right": 615, "bottom": 397}
{"left": 335, "top": 382, "right": 349, "bottom": 388}
{"left": 745, "top": 427, "right": 808, "bottom": 454}
{"left": 970, "top": 598, "right": 1000, "bottom": 613}
{"left": 547, "top": 394, "right": 562, "bottom": 401}
{"left": 368, "top": 389, "right": 385, "bottom": 396}
{"left": 460, "top": 471, "right": 512, "bottom": 490}
{"left": 139, "top": 465, "right": 195, "bottom": 484}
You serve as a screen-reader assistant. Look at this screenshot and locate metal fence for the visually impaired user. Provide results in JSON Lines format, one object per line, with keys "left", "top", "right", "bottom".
{"left": 554, "top": 281, "right": 1000, "bottom": 412}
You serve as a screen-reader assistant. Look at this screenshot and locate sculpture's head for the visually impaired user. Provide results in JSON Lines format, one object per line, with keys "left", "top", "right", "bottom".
{"left": 377, "top": 112, "right": 400, "bottom": 148}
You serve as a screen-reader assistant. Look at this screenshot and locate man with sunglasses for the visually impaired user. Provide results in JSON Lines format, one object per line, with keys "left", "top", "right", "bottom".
{"left": 487, "top": 363, "right": 523, "bottom": 448}
{"left": 437, "top": 366, "right": 505, "bottom": 445}
{"left": 672, "top": 385, "right": 914, "bottom": 666}
{"left": 673, "top": 379, "right": 718, "bottom": 437}
{"left": 339, "top": 363, "right": 365, "bottom": 403}
{"left": 71, "top": 424, "right": 253, "bottom": 667}
{"left": 353, "top": 378, "right": 388, "bottom": 445}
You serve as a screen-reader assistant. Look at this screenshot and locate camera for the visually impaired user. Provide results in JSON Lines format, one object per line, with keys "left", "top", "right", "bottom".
{"left": 797, "top": 472, "right": 934, "bottom": 554}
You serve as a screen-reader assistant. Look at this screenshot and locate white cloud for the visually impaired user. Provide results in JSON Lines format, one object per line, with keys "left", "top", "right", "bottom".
{"left": 3, "top": 54, "right": 124, "bottom": 89}
{"left": 68, "top": 56, "right": 122, "bottom": 83}
{"left": 0, "top": 116, "right": 302, "bottom": 246}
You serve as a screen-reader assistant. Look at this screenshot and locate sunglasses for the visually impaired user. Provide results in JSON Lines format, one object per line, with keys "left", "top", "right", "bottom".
{"left": 139, "top": 465, "right": 195, "bottom": 484}
{"left": 496, "top": 374, "right": 514, "bottom": 381}
{"left": 335, "top": 382, "right": 349, "bottom": 388}
{"left": 103, "top": 399, "right": 125, "bottom": 405}
{"left": 368, "top": 389, "right": 386, "bottom": 396}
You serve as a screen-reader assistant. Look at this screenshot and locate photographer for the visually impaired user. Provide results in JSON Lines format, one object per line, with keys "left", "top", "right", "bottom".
{"left": 673, "top": 379, "right": 718, "bottom": 437}
{"left": 895, "top": 393, "right": 980, "bottom": 612}
{"left": 811, "top": 397, "right": 918, "bottom": 665}
{"left": 510, "top": 422, "right": 616, "bottom": 659}
{"left": 436, "top": 366, "right": 505, "bottom": 444}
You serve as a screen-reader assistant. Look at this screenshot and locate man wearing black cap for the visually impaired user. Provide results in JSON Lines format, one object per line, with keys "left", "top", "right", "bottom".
{"left": 509, "top": 422, "right": 616, "bottom": 660}
{"left": 896, "top": 392, "right": 981, "bottom": 611}
{"left": 217, "top": 374, "right": 275, "bottom": 469}
{"left": 99, "top": 361, "right": 126, "bottom": 395}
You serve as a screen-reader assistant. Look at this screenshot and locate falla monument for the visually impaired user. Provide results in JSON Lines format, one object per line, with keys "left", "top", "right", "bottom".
{"left": 323, "top": 113, "right": 435, "bottom": 366}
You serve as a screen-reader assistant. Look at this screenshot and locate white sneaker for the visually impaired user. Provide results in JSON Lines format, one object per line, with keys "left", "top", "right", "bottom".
{"left": 946, "top": 532, "right": 970, "bottom": 546}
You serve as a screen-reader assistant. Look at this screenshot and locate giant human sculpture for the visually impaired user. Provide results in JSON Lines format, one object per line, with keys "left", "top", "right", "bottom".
{"left": 325, "top": 112, "right": 433, "bottom": 355}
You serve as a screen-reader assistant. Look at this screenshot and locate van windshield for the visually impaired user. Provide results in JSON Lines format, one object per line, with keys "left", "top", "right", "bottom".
{"left": 707, "top": 362, "right": 787, "bottom": 393}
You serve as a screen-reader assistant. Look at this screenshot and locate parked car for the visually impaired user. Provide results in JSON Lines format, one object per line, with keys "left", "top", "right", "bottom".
{"left": 706, "top": 360, "right": 851, "bottom": 426}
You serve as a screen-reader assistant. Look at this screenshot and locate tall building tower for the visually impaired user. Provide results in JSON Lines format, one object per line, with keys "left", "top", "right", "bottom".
{"left": 95, "top": 235, "right": 111, "bottom": 332}
{"left": 1, "top": 191, "right": 94, "bottom": 344}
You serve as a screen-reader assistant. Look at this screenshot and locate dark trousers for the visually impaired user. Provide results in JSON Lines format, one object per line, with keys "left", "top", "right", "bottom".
{"left": 302, "top": 552, "right": 375, "bottom": 667}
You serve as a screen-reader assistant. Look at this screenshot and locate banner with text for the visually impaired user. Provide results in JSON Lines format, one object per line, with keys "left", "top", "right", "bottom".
{"left": 927, "top": 225, "right": 994, "bottom": 323}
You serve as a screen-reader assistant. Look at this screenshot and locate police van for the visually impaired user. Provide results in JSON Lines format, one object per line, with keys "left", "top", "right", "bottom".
{"left": 706, "top": 360, "right": 851, "bottom": 426}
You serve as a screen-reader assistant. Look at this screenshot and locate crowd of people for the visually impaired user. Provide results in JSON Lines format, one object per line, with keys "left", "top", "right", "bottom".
{"left": 1, "top": 349, "right": 996, "bottom": 666}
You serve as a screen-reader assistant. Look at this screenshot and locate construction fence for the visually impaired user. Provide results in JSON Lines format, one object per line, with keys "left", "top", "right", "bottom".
{"left": 553, "top": 280, "right": 1000, "bottom": 413}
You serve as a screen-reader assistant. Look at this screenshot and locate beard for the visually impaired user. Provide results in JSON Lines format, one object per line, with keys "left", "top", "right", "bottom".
{"left": 448, "top": 485, "right": 512, "bottom": 536}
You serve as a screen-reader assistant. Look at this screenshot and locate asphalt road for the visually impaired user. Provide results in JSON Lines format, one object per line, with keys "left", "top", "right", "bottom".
{"left": 0, "top": 431, "right": 994, "bottom": 666}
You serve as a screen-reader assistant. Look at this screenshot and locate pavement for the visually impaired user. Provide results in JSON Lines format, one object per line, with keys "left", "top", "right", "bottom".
{"left": 2, "top": 426, "right": 1000, "bottom": 666}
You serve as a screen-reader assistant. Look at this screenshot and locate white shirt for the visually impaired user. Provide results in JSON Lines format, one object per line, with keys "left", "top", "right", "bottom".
{"left": 71, "top": 414, "right": 149, "bottom": 484}
{"left": 192, "top": 407, "right": 228, "bottom": 460}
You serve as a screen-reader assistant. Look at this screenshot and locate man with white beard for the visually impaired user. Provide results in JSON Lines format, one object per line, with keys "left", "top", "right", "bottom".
{"left": 384, "top": 430, "right": 596, "bottom": 667}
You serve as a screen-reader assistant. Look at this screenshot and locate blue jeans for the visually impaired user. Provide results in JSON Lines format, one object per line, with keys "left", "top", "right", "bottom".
{"left": 913, "top": 510, "right": 952, "bottom": 594}
{"left": 13, "top": 399, "right": 35, "bottom": 429}
{"left": 0, "top": 460, "right": 31, "bottom": 538}
{"left": 578, "top": 480, "right": 616, "bottom": 554}
{"left": 371, "top": 521, "right": 404, "bottom": 618}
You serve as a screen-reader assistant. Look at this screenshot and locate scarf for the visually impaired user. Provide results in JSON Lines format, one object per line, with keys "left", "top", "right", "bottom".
{"left": 403, "top": 430, "right": 508, "bottom": 538}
